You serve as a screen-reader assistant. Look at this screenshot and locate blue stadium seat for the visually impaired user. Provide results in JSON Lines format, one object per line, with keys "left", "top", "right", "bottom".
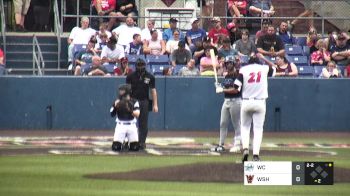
{"left": 303, "top": 46, "right": 310, "bottom": 56}
{"left": 151, "top": 64, "right": 169, "bottom": 75}
{"left": 295, "top": 37, "right": 307, "bottom": 46}
{"left": 73, "top": 44, "right": 87, "bottom": 57}
{"left": 314, "top": 66, "right": 323, "bottom": 78}
{"left": 338, "top": 66, "right": 346, "bottom": 76}
{"left": 298, "top": 66, "right": 314, "bottom": 77}
{"left": 285, "top": 45, "right": 303, "bottom": 56}
{"left": 172, "top": 64, "right": 186, "bottom": 75}
{"left": 286, "top": 56, "right": 309, "bottom": 66}
{"left": 103, "top": 63, "right": 116, "bottom": 74}
{"left": 126, "top": 54, "right": 146, "bottom": 65}
{"left": 146, "top": 55, "right": 170, "bottom": 65}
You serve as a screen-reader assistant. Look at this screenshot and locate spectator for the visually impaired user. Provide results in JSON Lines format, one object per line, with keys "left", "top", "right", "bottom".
{"left": 227, "top": 0, "right": 248, "bottom": 23}
{"left": 319, "top": 61, "right": 341, "bottom": 78}
{"left": 307, "top": 26, "right": 320, "bottom": 54}
{"left": 171, "top": 41, "right": 192, "bottom": 67}
{"left": 166, "top": 30, "right": 190, "bottom": 54}
{"left": 255, "top": 19, "right": 271, "bottom": 44}
{"left": 91, "top": 0, "right": 116, "bottom": 30}
{"left": 67, "top": 17, "right": 96, "bottom": 65}
{"left": 178, "top": 59, "right": 200, "bottom": 76}
{"left": 344, "top": 65, "right": 350, "bottom": 78}
{"left": 227, "top": 22, "right": 241, "bottom": 45}
{"left": 96, "top": 23, "right": 112, "bottom": 43}
{"left": 162, "top": 67, "right": 173, "bottom": 76}
{"left": 193, "top": 37, "right": 214, "bottom": 65}
{"left": 74, "top": 39, "right": 98, "bottom": 75}
{"left": 208, "top": 17, "right": 229, "bottom": 46}
{"left": 163, "top": 18, "right": 185, "bottom": 42}
{"left": 108, "top": 0, "right": 138, "bottom": 29}
{"left": 200, "top": 47, "right": 221, "bottom": 76}
{"left": 14, "top": 0, "right": 31, "bottom": 31}
{"left": 311, "top": 39, "right": 331, "bottom": 66}
{"left": 85, "top": 56, "right": 110, "bottom": 76}
{"left": 114, "top": 57, "right": 133, "bottom": 76}
{"left": 257, "top": 25, "right": 285, "bottom": 57}
{"left": 248, "top": 0, "right": 275, "bottom": 33}
{"left": 141, "top": 19, "right": 162, "bottom": 42}
{"left": 249, "top": 0, "right": 275, "bottom": 17}
{"left": 270, "top": 55, "right": 298, "bottom": 77}
{"left": 143, "top": 29, "right": 166, "bottom": 55}
{"left": 186, "top": 18, "right": 206, "bottom": 52}
{"left": 101, "top": 35, "right": 125, "bottom": 65}
{"left": 235, "top": 29, "right": 256, "bottom": 56}
{"left": 218, "top": 37, "right": 238, "bottom": 58}
{"left": 276, "top": 21, "right": 294, "bottom": 45}
{"left": 331, "top": 33, "right": 350, "bottom": 66}
{"left": 0, "top": 48, "right": 5, "bottom": 75}
{"left": 325, "top": 31, "right": 338, "bottom": 52}
{"left": 125, "top": 34, "right": 143, "bottom": 55}
{"left": 95, "top": 32, "right": 109, "bottom": 53}
{"left": 112, "top": 17, "right": 141, "bottom": 47}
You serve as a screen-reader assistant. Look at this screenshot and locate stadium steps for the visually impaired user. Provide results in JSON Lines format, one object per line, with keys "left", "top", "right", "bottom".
{"left": 0, "top": 33, "right": 68, "bottom": 75}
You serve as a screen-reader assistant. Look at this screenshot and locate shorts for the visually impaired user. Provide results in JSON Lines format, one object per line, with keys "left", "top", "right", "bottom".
{"left": 14, "top": 0, "right": 31, "bottom": 15}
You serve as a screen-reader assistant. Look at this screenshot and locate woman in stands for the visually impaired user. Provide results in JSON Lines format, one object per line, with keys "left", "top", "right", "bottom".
{"left": 263, "top": 54, "right": 298, "bottom": 77}
{"left": 143, "top": 29, "right": 166, "bottom": 55}
{"left": 311, "top": 39, "right": 331, "bottom": 66}
{"left": 319, "top": 61, "right": 341, "bottom": 78}
{"left": 307, "top": 27, "right": 320, "bottom": 54}
{"left": 166, "top": 29, "right": 191, "bottom": 54}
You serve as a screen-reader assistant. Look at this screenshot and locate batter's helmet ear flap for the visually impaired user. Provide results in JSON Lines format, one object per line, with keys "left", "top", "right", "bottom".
{"left": 112, "top": 141, "right": 122, "bottom": 152}
{"left": 129, "top": 142, "right": 140, "bottom": 151}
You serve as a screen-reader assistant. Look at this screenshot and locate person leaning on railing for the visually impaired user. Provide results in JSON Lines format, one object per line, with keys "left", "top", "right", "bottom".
{"left": 91, "top": 0, "right": 116, "bottom": 30}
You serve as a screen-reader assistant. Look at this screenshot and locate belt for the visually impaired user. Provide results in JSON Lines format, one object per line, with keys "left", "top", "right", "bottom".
{"left": 117, "top": 121, "right": 135, "bottom": 125}
{"left": 242, "top": 98, "right": 265, "bottom": 100}
{"left": 225, "top": 98, "right": 241, "bottom": 100}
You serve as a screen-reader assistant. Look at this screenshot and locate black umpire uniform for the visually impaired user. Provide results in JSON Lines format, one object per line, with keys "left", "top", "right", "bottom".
{"left": 126, "top": 59, "right": 158, "bottom": 149}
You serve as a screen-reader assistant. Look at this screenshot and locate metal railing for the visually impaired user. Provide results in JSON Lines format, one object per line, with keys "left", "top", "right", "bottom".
{"left": 0, "top": 0, "right": 6, "bottom": 65}
{"left": 32, "top": 35, "right": 45, "bottom": 76}
{"left": 53, "top": 0, "right": 61, "bottom": 69}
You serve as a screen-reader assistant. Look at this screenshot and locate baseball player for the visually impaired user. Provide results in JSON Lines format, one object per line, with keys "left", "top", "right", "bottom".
{"left": 212, "top": 56, "right": 242, "bottom": 153}
{"left": 230, "top": 53, "right": 275, "bottom": 162}
{"left": 110, "top": 84, "right": 140, "bottom": 152}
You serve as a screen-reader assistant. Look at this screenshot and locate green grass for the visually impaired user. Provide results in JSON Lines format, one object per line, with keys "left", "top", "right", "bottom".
{"left": 0, "top": 136, "right": 349, "bottom": 196}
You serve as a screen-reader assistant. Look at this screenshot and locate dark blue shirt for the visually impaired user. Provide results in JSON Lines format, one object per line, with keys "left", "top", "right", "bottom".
{"left": 186, "top": 28, "right": 206, "bottom": 44}
{"left": 222, "top": 74, "right": 241, "bottom": 98}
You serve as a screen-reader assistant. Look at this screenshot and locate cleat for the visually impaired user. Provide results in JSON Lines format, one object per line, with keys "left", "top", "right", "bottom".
{"left": 242, "top": 148, "right": 249, "bottom": 163}
{"left": 210, "top": 145, "right": 225, "bottom": 152}
{"left": 252, "top": 155, "right": 261, "bottom": 161}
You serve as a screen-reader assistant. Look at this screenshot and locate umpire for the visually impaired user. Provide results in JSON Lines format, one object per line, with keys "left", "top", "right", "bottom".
{"left": 126, "top": 58, "right": 158, "bottom": 150}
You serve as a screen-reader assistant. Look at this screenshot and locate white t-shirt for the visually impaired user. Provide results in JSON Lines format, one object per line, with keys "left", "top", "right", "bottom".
{"left": 166, "top": 40, "right": 190, "bottom": 54}
{"left": 100, "top": 44, "right": 125, "bottom": 61}
{"left": 96, "top": 30, "right": 112, "bottom": 43}
{"left": 141, "top": 28, "right": 162, "bottom": 41}
{"left": 69, "top": 27, "right": 96, "bottom": 45}
{"left": 234, "top": 64, "right": 275, "bottom": 99}
{"left": 112, "top": 25, "right": 141, "bottom": 46}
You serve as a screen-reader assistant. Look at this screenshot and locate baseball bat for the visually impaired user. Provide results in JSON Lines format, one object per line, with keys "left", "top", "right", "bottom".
{"left": 209, "top": 49, "right": 218, "bottom": 84}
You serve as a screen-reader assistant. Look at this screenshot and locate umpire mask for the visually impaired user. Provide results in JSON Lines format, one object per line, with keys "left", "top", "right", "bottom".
{"left": 135, "top": 58, "right": 146, "bottom": 75}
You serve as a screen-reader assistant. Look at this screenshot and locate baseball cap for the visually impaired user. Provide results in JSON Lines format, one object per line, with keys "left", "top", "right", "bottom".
{"left": 227, "top": 22, "right": 236, "bottom": 30}
{"left": 169, "top": 18, "right": 178, "bottom": 23}
{"left": 190, "top": 18, "right": 199, "bottom": 24}
{"left": 120, "top": 57, "right": 128, "bottom": 63}
{"left": 212, "top": 17, "right": 221, "bottom": 22}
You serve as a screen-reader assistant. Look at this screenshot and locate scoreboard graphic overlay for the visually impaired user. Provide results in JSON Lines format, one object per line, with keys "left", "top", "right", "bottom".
{"left": 244, "top": 162, "right": 334, "bottom": 185}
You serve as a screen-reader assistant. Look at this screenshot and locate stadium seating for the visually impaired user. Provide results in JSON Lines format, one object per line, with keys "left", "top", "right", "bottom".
{"left": 172, "top": 64, "right": 186, "bottom": 75}
{"left": 285, "top": 45, "right": 303, "bottom": 56}
{"left": 295, "top": 37, "right": 307, "bottom": 46}
{"left": 297, "top": 66, "right": 314, "bottom": 77}
{"left": 126, "top": 54, "right": 146, "bottom": 66}
{"left": 286, "top": 55, "right": 309, "bottom": 66}
{"left": 146, "top": 55, "right": 170, "bottom": 75}
{"left": 314, "top": 66, "right": 323, "bottom": 78}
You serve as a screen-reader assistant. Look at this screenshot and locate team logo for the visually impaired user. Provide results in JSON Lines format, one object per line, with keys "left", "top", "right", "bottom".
{"left": 244, "top": 163, "right": 254, "bottom": 172}
{"left": 144, "top": 78, "right": 150, "bottom": 84}
{"left": 246, "top": 175, "right": 254, "bottom": 184}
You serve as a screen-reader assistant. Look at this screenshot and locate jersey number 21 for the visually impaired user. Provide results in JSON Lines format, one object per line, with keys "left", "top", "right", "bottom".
{"left": 248, "top": 71, "right": 262, "bottom": 83}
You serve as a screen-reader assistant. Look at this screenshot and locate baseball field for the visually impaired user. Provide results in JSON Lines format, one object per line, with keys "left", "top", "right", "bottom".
{"left": 0, "top": 131, "right": 349, "bottom": 196}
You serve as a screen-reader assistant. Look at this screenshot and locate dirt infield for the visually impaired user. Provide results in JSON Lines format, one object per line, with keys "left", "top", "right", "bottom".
{"left": 86, "top": 162, "right": 350, "bottom": 183}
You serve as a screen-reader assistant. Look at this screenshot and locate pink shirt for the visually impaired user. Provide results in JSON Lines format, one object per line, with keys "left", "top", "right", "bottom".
{"left": 93, "top": 0, "right": 116, "bottom": 11}
{"left": 200, "top": 56, "right": 218, "bottom": 72}
{"left": 227, "top": 0, "right": 248, "bottom": 15}
{"left": 311, "top": 50, "right": 330, "bottom": 62}
{"left": 208, "top": 28, "right": 229, "bottom": 44}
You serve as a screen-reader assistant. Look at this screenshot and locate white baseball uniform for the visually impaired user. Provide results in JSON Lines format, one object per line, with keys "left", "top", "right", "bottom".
{"left": 111, "top": 100, "right": 140, "bottom": 143}
{"left": 234, "top": 63, "right": 275, "bottom": 155}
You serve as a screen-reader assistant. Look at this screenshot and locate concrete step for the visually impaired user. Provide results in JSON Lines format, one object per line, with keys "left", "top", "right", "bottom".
{"left": 6, "top": 68, "right": 71, "bottom": 76}
{"left": 6, "top": 59, "right": 59, "bottom": 69}
{"left": 6, "top": 51, "right": 59, "bottom": 61}
{"left": 5, "top": 43, "right": 59, "bottom": 52}
{"left": 4, "top": 35, "right": 59, "bottom": 44}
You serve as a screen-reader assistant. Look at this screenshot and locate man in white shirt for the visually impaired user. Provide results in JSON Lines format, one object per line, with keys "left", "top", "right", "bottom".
{"left": 67, "top": 17, "right": 96, "bottom": 64}
{"left": 112, "top": 17, "right": 141, "bottom": 48}
{"left": 230, "top": 54, "right": 275, "bottom": 162}
{"left": 140, "top": 19, "right": 162, "bottom": 42}
{"left": 101, "top": 35, "right": 125, "bottom": 66}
